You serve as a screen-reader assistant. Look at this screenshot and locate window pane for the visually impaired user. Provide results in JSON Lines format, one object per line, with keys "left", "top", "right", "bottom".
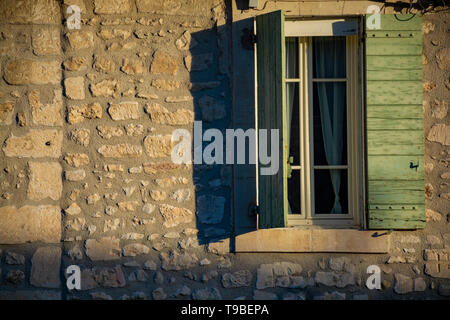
{"left": 288, "top": 170, "right": 301, "bottom": 214}
{"left": 287, "top": 83, "right": 300, "bottom": 166}
{"left": 285, "top": 37, "right": 299, "bottom": 79}
{"left": 312, "top": 36, "right": 346, "bottom": 79}
{"left": 313, "top": 82, "right": 347, "bottom": 166}
{"left": 314, "top": 169, "right": 348, "bottom": 214}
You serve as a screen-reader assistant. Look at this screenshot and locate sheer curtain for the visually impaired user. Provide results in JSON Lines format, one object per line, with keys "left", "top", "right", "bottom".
{"left": 286, "top": 38, "right": 297, "bottom": 214}
{"left": 314, "top": 37, "right": 346, "bottom": 214}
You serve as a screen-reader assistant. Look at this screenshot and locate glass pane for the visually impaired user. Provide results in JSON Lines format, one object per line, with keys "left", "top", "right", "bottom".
{"left": 312, "top": 36, "right": 346, "bottom": 79}
{"left": 285, "top": 37, "right": 299, "bottom": 79}
{"left": 313, "top": 82, "right": 347, "bottom": 166}
{"left": 314, "top": 169, "right": 348, "bottom": 214}
{"left": 286, "top": 83, "right": 300, "bottom": 166}
{"left": 288, "top": 170, "right": 301, "bottom": 214}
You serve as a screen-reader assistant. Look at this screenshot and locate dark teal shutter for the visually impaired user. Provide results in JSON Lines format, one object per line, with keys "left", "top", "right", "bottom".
{"left": 256, "top": 10, "right": 288, "bottom": 229}
{"left": 365, "top": 14, "right": 425, "bottom": 229}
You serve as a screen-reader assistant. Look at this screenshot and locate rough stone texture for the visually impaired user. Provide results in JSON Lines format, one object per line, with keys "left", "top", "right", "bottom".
{"left": 66, "top": 31, "right": 94, "bottom": 50}
{"left": 427, "top": 124, "right": 450, "bottom": 146}
{"left": 85, "top": 237, "right": 121, "bottom": 261}
{"left": 151, "top": 50, "right": 179, "bottom": 75}
{"left": 32, "top": 27, "right": 60, "bottom": 55}
{"left": 0, "top": 101, "right": 15, "bottom": 125}
{"left": 30, "top": 247, "right": 61, "bottom": 288}
{"left": 394, "top": 274, "right": 413, "bottom": 294}
{"left": 0, "top": 0, "right": 61, "bottom": 24}
{"left": 64, "top": 77, "right": 85, "bottom": 100}
{"left": 143, "top": 135, "right": 175, "bottom": 158}
{"left": 64, "top": 153, "right": 90, "bottom": 167}
{"left": 27, "top": 161, "right": 62, "bottom": 201}
{"left": 108, "top": 101, "right": 140, "bottom": 120}
{"left": 94, "top": 0, "right": 131, "bottom": 14}
{"left": 2, "top": 130, "right": 63, "bottom": 158}
{"left": 90, "top": 79, "right": 120, "bottom": 98}
{"left": 29, "top": 90, "right": 63, "bottom": 126}
{"left": 222, "top": 270, "right": 252, "bottom": 288}
{"left": 0, "top": 205, "right": 61, "bottom": 244}
{"left": 98, "top": 144, "right": 143, "bottom": 158}
{"left": 4, "top": 59, "right": 61, "bottom": 85}
{"left": 145, "top": 103, "right": 194, "bottom": 125}
{"left": 67, "top": 103, "right": 102, "bottom": 124}
{"left": 159, "top": 205, "right": 193, "bottom": 228}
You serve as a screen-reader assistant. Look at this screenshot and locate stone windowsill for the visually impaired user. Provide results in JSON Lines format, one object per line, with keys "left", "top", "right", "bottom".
{"left": 234, "top": 228, "right": 391, "bottom": 253}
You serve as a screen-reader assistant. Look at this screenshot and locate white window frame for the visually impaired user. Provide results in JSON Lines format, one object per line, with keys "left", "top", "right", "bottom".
{"left": 284, "top": 19, "right": 363, "bottom": 228}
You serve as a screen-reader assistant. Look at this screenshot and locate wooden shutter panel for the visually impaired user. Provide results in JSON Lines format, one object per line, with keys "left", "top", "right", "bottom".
{"left": 366, "top": 14, "right": 425, "bottom": 229}
{"left": 256, "top": 10, "right": 288, "bottom": 229}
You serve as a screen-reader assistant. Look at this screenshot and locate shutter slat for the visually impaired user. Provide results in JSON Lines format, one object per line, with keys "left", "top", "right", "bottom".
{"left": 256, "top": 10, "right": 287, "bottom": 229}
{"left": 366, "top": 14, "right": 425, "bottom": 229}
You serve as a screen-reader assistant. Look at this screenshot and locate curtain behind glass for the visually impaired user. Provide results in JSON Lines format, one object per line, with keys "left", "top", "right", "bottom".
{"left": 313, "top": 37, "right": 346, "bottom": 214}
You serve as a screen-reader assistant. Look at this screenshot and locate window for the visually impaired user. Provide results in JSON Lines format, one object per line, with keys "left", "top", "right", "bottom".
{"left": 255, "top": 11, "right": 425, "bottom": 231}
{"left": 283, "top": 20, "right": 362, "bottom": 227}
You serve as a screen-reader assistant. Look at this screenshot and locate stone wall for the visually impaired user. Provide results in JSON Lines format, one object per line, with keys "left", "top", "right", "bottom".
{"left": 0, "top": 0, "right": 448, "bottom": 300}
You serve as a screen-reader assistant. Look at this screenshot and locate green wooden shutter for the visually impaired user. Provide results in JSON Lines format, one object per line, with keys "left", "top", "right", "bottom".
{"left": 256, "top": 10, "right": 288, "bottom": 229}
{"left": 366, "top": 14, "right": 425, "bottom": 229}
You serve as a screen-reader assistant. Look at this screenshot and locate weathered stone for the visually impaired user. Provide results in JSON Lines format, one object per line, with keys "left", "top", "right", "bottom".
{"left": 257, "top": 262, "right": 303, "bottom": 289}
{"left": 32, "top": 27, "right": 60, "bottom": 55}
{"left": 3, "top": 129, "right": 62, "bottom": 158}
{"left": 97, "top": 126, "right": 123, "bottom": 139}
{"left": 117, "top": 201, "right": 139, "bottom": 211}
{"left": 30, "top": 247, "right": 61, "bottom": 288}
{"left": 64, "top": 77, "right": 85, "bottom": 100}
{"left": 125, "top": 124, "right": 145, "bottom": 136}
{"left": 98, "top": 144, "right": 143, "bottom": 158}
{"left": 90, "top": 80, "right": 120, "bottom": 98}
{"left": 5, "top": 252, "right": 25, "bottom": 265}
{"left": 0, "top": 0, "right": 61, "bottom": 25}
{"left": 121, "top": 58, "right": 146, "bottom": 74}
{"left": 108, "top": 101, "right": 140, "bottom": 120}
{"left": 159, "top": 204, "right": 193, "bottom": 228}
{"left": 427, "top": 124, "right": 450, "bottom": 146}
{"left": 0, "top": 101, "right": 15, "bottom": 125}
{"left": 64, "top": 203, "right": 81, "bottom": 216}
{"left": 97, "top": 28, "right": 131, "bottom": 40}
{"left": 145, "top": 103, "right": 194, "bottom": 125}
{"left": 175, "top": 31, "right": 196, "bottom": 50}
{"left": 151, "top": 79, "right": 181, "bottom": 91}
{"left": 170, "top": 189, "right": 191, "bottom": 202}
{"left": 0, "top": 205, "right": 61, "bottom": 244}
{"left": 64, "top": 153, "right": 90, "bottom": 167}
{"left": 436, "top": 48, "right": 450, "bottom": 71}
{"left": 143, "top": 163, "right": 181, "bottom": 175}
{"left": 150, "top": 190, "right": 167, "bottom": 201}
{"left": 425, "top": 262, "right": 450, "bottom": 278}
{"left": 64, "top": 57, "right": 88, "bottom": 71}
{"left": 6, "top": 270, "right": 25, "bottom": 284}
{"left": 4, "top": 59, "right": 61, "bottom": 85}
{"left": 413, "top": 278, "right": 426, "bottom": 292}
{"left": 394, "top": 273, "right": 413, "bottom": 294}
{"left": 94, "top": 0, "right": 131, "bottom": 14}
{"left": 423, "top": 81, "right": 436, "bottom": 92}
{"left": 165, "top": 96, "right": 193, "bottom": 103}
{"left": 29, "top": 89, "right": 63, "bottom": 126}
{"left": 66, "top": 31, "right": 94, "bottom": 50}
{"left": 27, "top": 161, "right": 62, "bottom": 201}
{"left": 86, "top": 194, "right": 101, "bottom": 205}
{"left": 67, "top": 103, "right": 102, "bottom": 124}
{"left": 196, "top": 195, "right": 225, "bottom": 224}
{"left": 431, "top": 99, "right": 448, "bottom": 120}
{"left": 151, "top": 50, "right": 179, "bottom": 75}
{"left": 160, "top": 250, "right": 198, "bottom": 271}
{"left": 199, "top": 95, "right": 226, "bottom": 121}
{"left": 69, "top": 128, "right": 90, "bottom": 146}
{"left": 185, "top": 53, "right": 213, "bottom": 72}
{"left": 315, "top": 271, "right": 355, "bottom": 288}
{"left": 123, "top": 244, "right": 150, "bottom": 257}
{"left": 222, "top": 270, "right": 252, "bottom": 288}
{"left": 422, "top": 21, "right": 435, "bottom": 34}
{"left": 93, "top": 56, "right": 116, "bottom": 73}
{"left": 85, "top": 237, "right": 121, "bottom": 261}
